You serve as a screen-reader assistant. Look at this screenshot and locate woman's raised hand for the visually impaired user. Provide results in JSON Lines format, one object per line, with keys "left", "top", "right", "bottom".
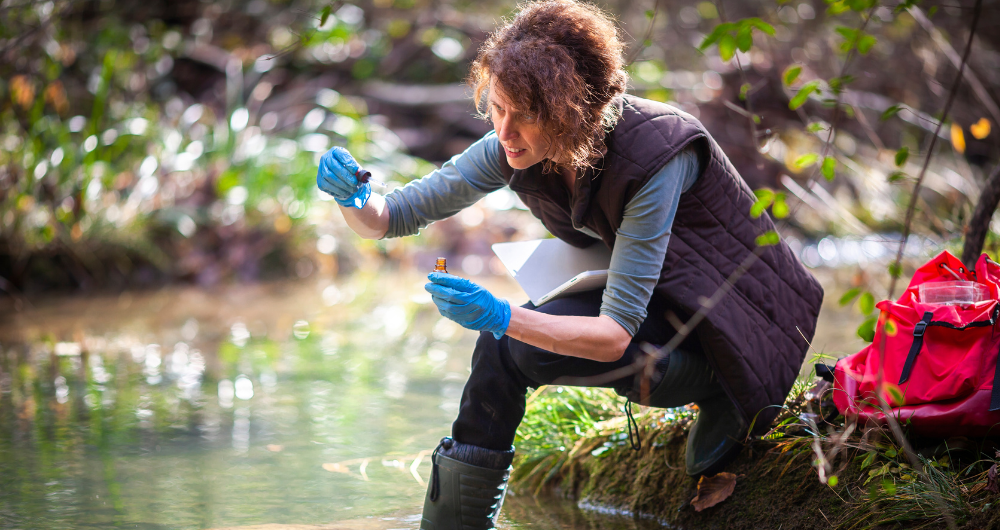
{"left": 317, "top": 146, "right": 371, "bottom": 209}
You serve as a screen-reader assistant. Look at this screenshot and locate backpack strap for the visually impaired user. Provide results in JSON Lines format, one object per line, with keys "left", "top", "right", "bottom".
{"left": 992, "top": 341, "right": 1000, "bottom": 412}
{"left": 899, "top": 311, "right": 934, "bottom": 385}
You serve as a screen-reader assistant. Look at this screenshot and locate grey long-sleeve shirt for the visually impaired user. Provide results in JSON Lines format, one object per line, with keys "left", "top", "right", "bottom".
{"left": 384, "top": 131, "right": 700, "bottom": 336}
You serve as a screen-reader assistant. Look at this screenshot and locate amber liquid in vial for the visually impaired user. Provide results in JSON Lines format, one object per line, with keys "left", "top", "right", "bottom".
{"left": 433, "top": 258, "right": 448, "bottom": 273}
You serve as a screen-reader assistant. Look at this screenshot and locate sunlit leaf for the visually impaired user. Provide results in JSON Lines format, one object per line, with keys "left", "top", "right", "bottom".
{"left": 692, "top": 472, "right": 737, "bottom": 512}
{"left": 880, "top": 105, "right": 902, "bottom": 121}
{"left": 783, "top": 65, "right": 802, "bottom": 86}
{"left": 859, "top": 291, "right": 875, "bottom": 315}
{"left": 793, "top": 153, "right": 820, "bottom": 169}
{"left": 772, "top": 196, "right": 789, "bottom": 218}
{"left": 839, "top": 288, "right": 861, "bottom": 306}
{"left": 970, "top": 118, "right": 991, "bottom": 140}
{"left": 857, "top": 316, "right": 877, "bottom": 342}
{"left": 951, "top": 123, "right": 966, "bottom": 153}
{"left": 756, "top": 230, "right": 781, "bottom": 247}
{"left": 860, "top": 451, "right": 876, "bottom": 469}
{"left": 736, "top": 26, "right": 753, "bottom": 52}
{"left": 718, "top": 33, "right": 737, "bottom": 61}
{"left": 858, "top": 35, "right": 876, "bottom": 54}
{"left": 698, "top": 23, "right": 736, "bottom": 50}
{"left": 320, "top": 5, "right": 331, "bottom": 27}
{"left": 739, "top": 83, "right": 751, "bottom": 101}
{"left": 822, "top": 156, "right": 836, "bottom": 180}
{"left": 828, "top": 475, "right": 839, "bottom": 487}
{"left": 807, "top": 122, "right": 827, "bottom": 133}
{"left": 884, "top": 316, "right": 898, "bottom": 336}
{"left": 789, "top": 81, "right": 820, "bottom": 110}
{"left": 882, "top": 382, "right": 905, "bottom": 407}
{"left": 746, "top": 18, "right": 776, "bottom": 35}
{"left": 895, "top": 146, "right": 909, "bottom": 167}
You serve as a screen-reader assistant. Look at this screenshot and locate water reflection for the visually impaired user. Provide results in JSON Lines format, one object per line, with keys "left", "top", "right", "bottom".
{"left": 0, "top": 271, "right": 862, "bottom": 529}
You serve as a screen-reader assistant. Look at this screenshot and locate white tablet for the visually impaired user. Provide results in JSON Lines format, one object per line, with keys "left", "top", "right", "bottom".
{"left": 491, "top": 238, "right": 612, "bottom": 306}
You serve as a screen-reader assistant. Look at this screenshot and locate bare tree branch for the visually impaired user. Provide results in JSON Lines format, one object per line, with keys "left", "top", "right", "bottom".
{"left": 888, "top": 0, "right": 983, "bottom": 299}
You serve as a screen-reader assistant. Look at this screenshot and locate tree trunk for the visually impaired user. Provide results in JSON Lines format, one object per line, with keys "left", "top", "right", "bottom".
{"left": 962, "top": 161, "right": 1000, "bottom": 268}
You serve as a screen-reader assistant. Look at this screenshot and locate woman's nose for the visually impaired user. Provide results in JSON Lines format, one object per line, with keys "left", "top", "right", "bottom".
{"left": 496, "top": 115, "right": 518, "bottom": 141}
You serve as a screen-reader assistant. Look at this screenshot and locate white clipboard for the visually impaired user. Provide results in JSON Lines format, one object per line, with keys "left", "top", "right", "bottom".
{"left": 491, "top": 238, "right": 612, "bottom": 306}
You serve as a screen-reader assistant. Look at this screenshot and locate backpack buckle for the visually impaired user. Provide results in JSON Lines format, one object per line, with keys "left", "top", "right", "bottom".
{"left": 913, "top": 320, "right": 928, "bottom": 337}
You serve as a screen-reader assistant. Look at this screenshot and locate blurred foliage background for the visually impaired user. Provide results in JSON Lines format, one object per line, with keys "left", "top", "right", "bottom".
{"left": 0, "top": 0, "right": 998, "bottom": 297}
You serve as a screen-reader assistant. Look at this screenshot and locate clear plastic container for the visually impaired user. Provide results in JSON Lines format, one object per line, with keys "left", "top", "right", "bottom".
{"left": 918, "top": 281, "right": 992, "bottom": 305}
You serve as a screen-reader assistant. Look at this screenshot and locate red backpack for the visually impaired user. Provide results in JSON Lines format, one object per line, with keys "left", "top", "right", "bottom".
{"left": 832, "top": 251, "right": 1000, "bottom": 436}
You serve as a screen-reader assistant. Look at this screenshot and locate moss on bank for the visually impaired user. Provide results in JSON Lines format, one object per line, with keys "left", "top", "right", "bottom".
{"left": 511, "top": 387, "right": 1000, "bottom": 530}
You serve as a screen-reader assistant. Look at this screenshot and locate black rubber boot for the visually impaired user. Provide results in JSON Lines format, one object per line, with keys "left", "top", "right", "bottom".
{"left": 640, "top": 350, "right": 747, "bottom": 477}
{"left": 420, "top": 437, "right": 514, "bottom": 530}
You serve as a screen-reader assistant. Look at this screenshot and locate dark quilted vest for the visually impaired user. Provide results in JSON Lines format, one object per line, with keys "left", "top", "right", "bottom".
{"left": 499, "top": 95, "right": 824, "bottom": 434}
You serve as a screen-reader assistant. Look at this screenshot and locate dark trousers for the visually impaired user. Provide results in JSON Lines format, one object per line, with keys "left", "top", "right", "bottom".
{"left": 452, "top": 289, "right": 702, "bottom": 451}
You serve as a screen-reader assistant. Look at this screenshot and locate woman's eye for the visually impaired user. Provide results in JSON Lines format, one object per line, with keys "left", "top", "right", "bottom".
{"left": 520, "top": 114, "right": 536, "bottom": 123}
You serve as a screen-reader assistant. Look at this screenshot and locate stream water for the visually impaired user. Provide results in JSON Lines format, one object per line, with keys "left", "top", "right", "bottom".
{"left": 0, "top": 269, "right": 859, "bottom": 529}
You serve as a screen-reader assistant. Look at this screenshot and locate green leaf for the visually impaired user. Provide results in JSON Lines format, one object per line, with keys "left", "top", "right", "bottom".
{"left": 928, "top": 6, "right": 938, "bottom": 16}
{"left": 880, "top": 104, "right": 902, "bottom": 121}
{"left": 860, "top": 451, "right": 876, "bottom": 469}
{"left": 736, "top": 26, "right": 753, "bottom": 52}
{"left": 789, "top": 81, "right": 820, "bottom": 110}
{"left": 645, "top": 9, "right": 655, "bottom": 19}
{"left": 746, "top": 18, "right": 776, "bottom": 35}
{"left": 884, "top": 383, "right": 905, "bottom": 406}
{"left": 828, "top": 1, "right": 851, "bottom": 15}
{"left": 883, "top": 478, "right": 896, "bottom": 496}
{"left": 755, "top": 230, "right": 780, "bottom": 247}
{"left": 320, "top": 5, "right": 331, "bottom": 27}
{"left": 895, "top": 146, "right": 909, "bottom": 167}
{"left": 828, "top": 475, "right": 839, "bottom": 487}
{"left": 807, "top": 122, "right": 827, "bottom": 133}
{"left": 772, "top": 197, "right": 789, "bottom": 219}
{"left": 858, "top": 35, "right": 877, "bottom": 54}
{"left": 887, "top": 171, "right": 907, "bottom": 183}
{"left": 887, "top": 262, "right": 902, "bottom": 278}
{"left": 739, "top": 83, "right": 751, "bottom": 101}
{"left": 822, "top": 156, "right": 836, "bottom": 180}
{"left": 794, "top": 153, "right": 820, "bottom": 169}
{"left": 859, "top": 291, "right": 875, "bottom": 315}
{"left": 835, "top": 26, "right": 857, "bottom": 41}
{"left": 783, "top": 65, "right": 802, "bottom": 86}
{"left": 698, "top": 23, "right": 736, "bottom": 50}
{"left": 753, "top": 187, "right": 775, "bottom": 201}
{"left": 885, "top": 448, "right": 898, "bottom": 458}
{"left": 718, "top": 33, "right": 737, "bottom": 61}
{"left": 839, "top": 287, "right": 861, "bottom": 306}
{"left": 750, "top": 189, "right": 774, "bottom": 218}
{"left": 857, "top": 316, "right": 877, "bottom": 342}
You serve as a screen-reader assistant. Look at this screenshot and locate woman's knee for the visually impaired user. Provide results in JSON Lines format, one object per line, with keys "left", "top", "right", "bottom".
{"left": 506, "top": 337, "right": 544, "bottom": 382}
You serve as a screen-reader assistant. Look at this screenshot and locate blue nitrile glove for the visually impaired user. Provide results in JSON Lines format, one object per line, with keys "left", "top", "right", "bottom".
{"left": 317, "top": 146, "right": 371, "bottom": 209}
{"left": 425, "top": 272, "right": 511, "bottom": 340}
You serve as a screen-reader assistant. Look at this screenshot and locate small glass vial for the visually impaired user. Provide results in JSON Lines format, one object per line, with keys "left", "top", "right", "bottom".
{"left": 433, "top": 257, "right": 448, "bottom": 273}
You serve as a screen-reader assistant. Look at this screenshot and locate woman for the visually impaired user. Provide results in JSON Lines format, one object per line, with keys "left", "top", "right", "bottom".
{"left": 317, "top": 1, "right": 823, "bottom": 527}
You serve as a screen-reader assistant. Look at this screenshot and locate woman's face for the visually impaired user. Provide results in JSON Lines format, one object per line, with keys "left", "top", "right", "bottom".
{"left": 489, "top": 80, "right": 552, "bottom": 170}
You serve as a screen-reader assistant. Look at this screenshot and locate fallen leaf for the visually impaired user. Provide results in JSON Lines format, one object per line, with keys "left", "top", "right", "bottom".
{"left": 971, "top": 118, "right": 991, "bottom": 139}
{"left": 987, "top": 463, "right": 999, "bottom": 495}
{"left": 951, "top": 123, "right": 966, "bottom": 154}
{"left": 692, "top": 472, "right": 737, "bottom": 512}
{"left": 266, "top": 444, "right": 283, "bottom": 452}
{"left": 322, "top": 463, "right": 350, "bottom": 474}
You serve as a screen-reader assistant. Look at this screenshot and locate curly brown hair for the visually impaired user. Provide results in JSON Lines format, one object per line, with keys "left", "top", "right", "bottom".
{"left": 469, "top": 0, "right": 628, "bottom": 173}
